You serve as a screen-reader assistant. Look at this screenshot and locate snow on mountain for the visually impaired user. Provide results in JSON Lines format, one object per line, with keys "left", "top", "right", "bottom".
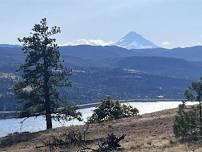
{"left": 114, "top": 32, "right": 158, "bottom": 49}
{"left": 60, "top": 32, "right": 158, "bottom": 49}
{"left": 62, "top": 39, "right": 113, "bottom": 46}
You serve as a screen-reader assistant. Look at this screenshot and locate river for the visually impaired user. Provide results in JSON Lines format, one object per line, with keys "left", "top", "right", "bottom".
{"left": 0, "top": 101, "right": 197, "bottom": 137}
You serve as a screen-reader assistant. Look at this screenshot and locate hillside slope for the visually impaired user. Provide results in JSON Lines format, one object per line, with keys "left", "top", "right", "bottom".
{"left": 1, "top": 45, "right": 202, "bottom": 110}
{"left": 0, "top": 108, "right": 201, "bottom": 152}
{"left": 132, "top": 46, "right": 202, "bottom": 61}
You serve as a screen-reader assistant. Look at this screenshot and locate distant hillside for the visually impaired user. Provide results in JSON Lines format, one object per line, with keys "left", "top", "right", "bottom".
{"left": 1, "top": 44, "right": 202, "bottom": 62}
{"left": 61, "top": 45, "right": 202, "bottom": 62}
{"left": 0, "top": 73, "right": 19, "bottom": 111}
{"left": 60, "top": 45, "right": 134, "bottom": 60}
{"left": 68, "top": 68, "right": 189, "bottom": 102}
{"left": 0, "top": 44, "right": 202, "bottom": 110}
{"left": 0, "top": 68, "right": 190, "bottom": 111}
{"left": 107, "top": 56, "right": 202, "bottom": 79}
{"left": 0, "top": 46, "right": 23, "bottom": 72}
{"left": 132, "top": 46, "right": 202, "bottom": 61}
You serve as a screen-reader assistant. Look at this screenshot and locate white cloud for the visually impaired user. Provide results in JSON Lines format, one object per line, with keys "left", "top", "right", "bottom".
{"left": 161, "top": 41, "right": 171, "bottom": 46}
{"left": 61, "top": 39, "right": 114, "bottom": 46}
{"left": 196, "top": 42, "right": 202, "bottom": 45}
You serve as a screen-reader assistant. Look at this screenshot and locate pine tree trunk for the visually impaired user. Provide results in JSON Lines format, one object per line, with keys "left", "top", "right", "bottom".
{"left": 44, "top": 81, "right": 52, "bottom": 129}
{"left": 44, "top": 87, "right": 52, "bottom": 129}
{"left": 44, "top": 75, "right": 52, "bottom": 129}
{"left": 44, "top": 54, "right": 52, "bottom": 129}
{"left": 45, "top": 111, "right": 52, "bottom": 129}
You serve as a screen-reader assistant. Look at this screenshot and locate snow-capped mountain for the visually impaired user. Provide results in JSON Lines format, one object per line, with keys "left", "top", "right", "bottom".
{"left": 62, "top": 39, "right": 113, "bottom": 46}
{"left": 114, "top": 32, "right": 158, "bottom": 49}
{"left": 61, "top": 32, "right": 158, "bottom": 49}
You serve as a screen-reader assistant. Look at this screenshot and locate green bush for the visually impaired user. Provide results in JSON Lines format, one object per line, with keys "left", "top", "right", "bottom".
{"left": 174, "top": 78, "right": 202, "bottom": 141}
{"left": 173, "top": 104, "right": 200, "bottom": 141}
{"left": 88, "top": 96, "right": 139, "bottom": 123}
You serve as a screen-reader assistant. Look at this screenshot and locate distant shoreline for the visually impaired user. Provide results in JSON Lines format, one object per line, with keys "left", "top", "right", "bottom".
{"left": 0, "top": 99, "right": 185, "bottom": 119}
{"left": 77, "top": 99, "right": 185, "bottom": 109}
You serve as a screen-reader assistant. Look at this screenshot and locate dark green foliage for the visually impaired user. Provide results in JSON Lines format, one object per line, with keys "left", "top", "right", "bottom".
{"left": 14, "top": 18, "right": 81, "bottom": 129}
{"left": 88, "top": 96, "right": 139, "bottom": 123}
{"left": 173, "top": 104, "right": 200, "bottom": 141}
{"left": 185, "top": 77, "right": 202, "bottom": 136}
{"left": 174, "top": 77, "right": 202, "bottom": 141}
{"left": 95, "top": 133, "right": 125, "bottom": 152}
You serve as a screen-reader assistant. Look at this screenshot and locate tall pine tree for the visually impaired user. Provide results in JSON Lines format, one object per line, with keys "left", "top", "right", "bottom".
{"left": 14, "top": 18, "right": 81, "bottom": 129}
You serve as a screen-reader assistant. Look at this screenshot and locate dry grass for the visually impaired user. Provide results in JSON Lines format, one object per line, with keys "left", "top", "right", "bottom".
{"left": 1, "top": 108, "right": 202, "bottom": 152}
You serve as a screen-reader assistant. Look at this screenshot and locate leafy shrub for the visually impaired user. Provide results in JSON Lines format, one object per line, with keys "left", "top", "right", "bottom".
{"left": 88, "top": 96, "right": 139, "bottom": 123}
{"left": 173, "top": 104, "right": 200, "bottom": 141}
{"left": 174, "top": 78, "right": 202, "bottom": 141}
{"left": 94, "top": 133, "right": 125, "bottom": 152}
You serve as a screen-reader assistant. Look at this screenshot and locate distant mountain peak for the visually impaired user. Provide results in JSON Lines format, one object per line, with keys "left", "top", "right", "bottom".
{"left": 115, "top": 31, "right": 158, "bottom": 49}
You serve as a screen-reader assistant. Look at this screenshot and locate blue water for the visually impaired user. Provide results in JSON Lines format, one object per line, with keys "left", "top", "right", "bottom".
{"left": 0, "top": 101, "right": 197, "bottom": 137}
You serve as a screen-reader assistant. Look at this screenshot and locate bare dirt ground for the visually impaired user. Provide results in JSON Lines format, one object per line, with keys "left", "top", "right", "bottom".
{"left": 0, "top": 108, "right": 202, "bottom": 152}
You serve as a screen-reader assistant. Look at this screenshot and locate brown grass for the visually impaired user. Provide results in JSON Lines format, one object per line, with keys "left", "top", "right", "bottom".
{"left": 1, "top": 108, "right": 202, "bottom": 152}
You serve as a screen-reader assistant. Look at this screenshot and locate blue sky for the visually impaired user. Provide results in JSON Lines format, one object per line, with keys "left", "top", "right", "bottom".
{"left": 0, "top": 0, "right": 202, "bottom": 48}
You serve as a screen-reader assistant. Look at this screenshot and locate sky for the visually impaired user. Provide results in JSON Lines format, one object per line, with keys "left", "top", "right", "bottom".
{"left": 0, "top": 0, "right": 202, "bottom": 48}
